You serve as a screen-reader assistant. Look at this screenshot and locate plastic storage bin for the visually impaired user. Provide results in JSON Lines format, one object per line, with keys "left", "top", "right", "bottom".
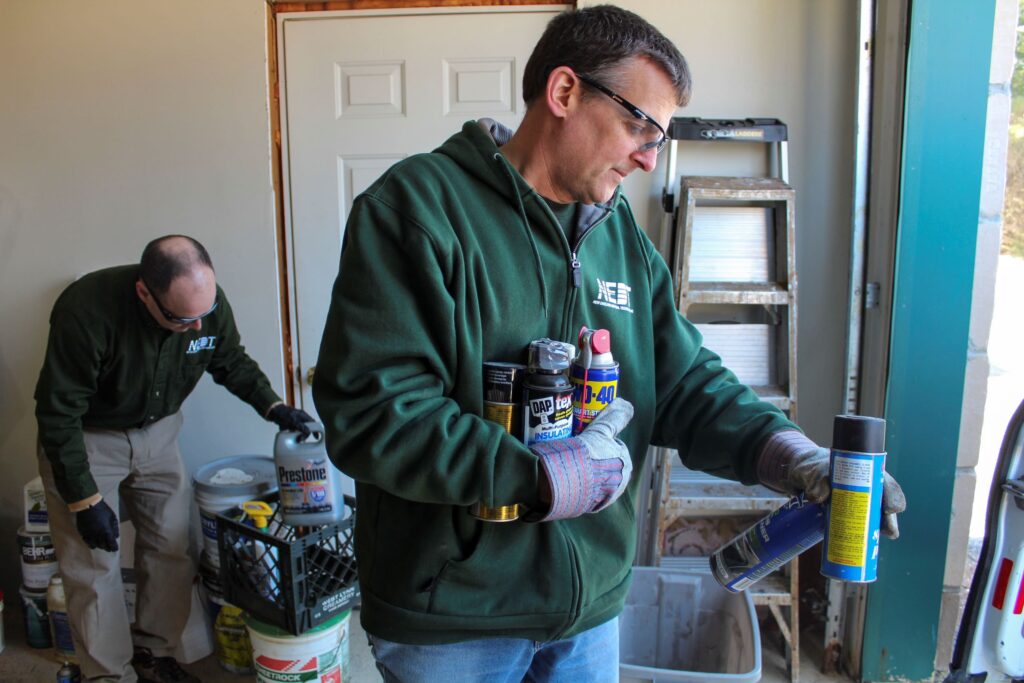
{"left": 216, "top": 493, "right": 358, "bottom": 636}
{"left": 619, "top": 566, "right": 761, "bottom": 682}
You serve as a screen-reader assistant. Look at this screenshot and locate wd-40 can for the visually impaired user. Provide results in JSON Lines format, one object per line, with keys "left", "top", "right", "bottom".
{"left": 821, "top": 415, "right": 887, "bottom": 582}
{"left": 570, "top": 327, "right": 619, "bottom": 435}
{"left": 522, "top": 339, "right": 575, "bottom": 446}
{"left": 710, "top": 493, "right": 825, "bottom": 593}
{"left": 472, "top": 362, "right": 527, "bottom": 522}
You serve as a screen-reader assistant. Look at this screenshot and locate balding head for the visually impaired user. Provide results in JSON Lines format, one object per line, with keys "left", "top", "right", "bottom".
{"left": 139, "top": 235, "right": 215, "bottom": 297}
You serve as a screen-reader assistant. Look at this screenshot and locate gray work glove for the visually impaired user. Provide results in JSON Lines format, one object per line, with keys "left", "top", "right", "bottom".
{"left": 76, "top": 499, "right": 120, "bottom": 552}
{"left": 529, "top": 398, "right": 634, "bottom": 521}
{"left": 756, "top": 431, "right": 907, "bottom": 539}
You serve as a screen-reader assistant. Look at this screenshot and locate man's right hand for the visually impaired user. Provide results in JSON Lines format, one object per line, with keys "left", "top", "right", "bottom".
{"left": 76, "top": 500, "right": 120, "bottom": 552}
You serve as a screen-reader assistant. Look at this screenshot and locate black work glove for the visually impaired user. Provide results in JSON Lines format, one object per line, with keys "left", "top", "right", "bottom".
{"left": 267, "top": 404, "right": 315, "bottom": 442}
{"left": 76, "top": 500, "right": 120, "bottom": 552}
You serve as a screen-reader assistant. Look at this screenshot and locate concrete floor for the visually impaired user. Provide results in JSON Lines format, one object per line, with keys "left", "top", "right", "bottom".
{"left": 0, "top": 604, "right": 846, "bottom": 682}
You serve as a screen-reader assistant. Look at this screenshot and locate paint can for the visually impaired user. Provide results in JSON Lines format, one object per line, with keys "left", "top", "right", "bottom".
{"left": 522, "top": 339, "right": 575, "bottom": 447}
{"left": 471, "top": 362, "right": 527, "bottom": 522}
{"left": 20, "top": 585, "right": 51, "bottom": 649}
{"left": 193, "top": 455, "right": 277, "bottom": 569}
{"left": 710, "top": 493, "right": 825, "bottom": 592}
{"left": 570, "top": 327, "right": 619, "bottom": 435}
{"left": 821, "top": 414, "right": 887, "bottom": 582}
{"left": 245, "top": 611, "right": 350, "bottom": 683}
{"left": 18, "top": 526, "right": 59, "bottom": 592}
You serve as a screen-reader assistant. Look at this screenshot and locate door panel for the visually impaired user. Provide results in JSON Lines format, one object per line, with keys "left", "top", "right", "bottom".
{"left": 281, "top": 8, "right": 563, "bottom": 419}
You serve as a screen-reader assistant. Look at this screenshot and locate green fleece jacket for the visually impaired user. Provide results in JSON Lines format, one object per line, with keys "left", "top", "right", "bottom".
{"left": 313, "top": 120, "right": 796, "bottom": 644}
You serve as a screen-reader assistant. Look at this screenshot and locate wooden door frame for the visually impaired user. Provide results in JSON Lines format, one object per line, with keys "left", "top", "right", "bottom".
{"left": 264, "top": 0, "right": 571, "bottom": 403}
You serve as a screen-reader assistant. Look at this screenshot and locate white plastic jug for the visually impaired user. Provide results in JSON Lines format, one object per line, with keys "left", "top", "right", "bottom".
{"left": 274, "top": 423, "right": 346, "bottom": 527}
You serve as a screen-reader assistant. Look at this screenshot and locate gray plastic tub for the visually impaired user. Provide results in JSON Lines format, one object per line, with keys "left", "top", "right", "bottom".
{"left": 619, "top": 566, "right": 761, "bottom": 682}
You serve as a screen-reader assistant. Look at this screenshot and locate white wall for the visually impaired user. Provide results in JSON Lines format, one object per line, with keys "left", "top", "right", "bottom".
{"left": 0, "top": 0, "right": 284, "bottom": 593}
{"left": 598, "top": 0, "right": 858, "bottom": 444}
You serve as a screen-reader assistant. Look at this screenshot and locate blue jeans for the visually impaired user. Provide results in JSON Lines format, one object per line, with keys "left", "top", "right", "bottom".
{"left": 367, "top": 618, "right": 619, "bottom": 683}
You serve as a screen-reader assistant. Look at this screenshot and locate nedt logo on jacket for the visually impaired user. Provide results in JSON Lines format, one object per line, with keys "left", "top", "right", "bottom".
{"left": 186, "top": 336, "right": 217, "bottom": 354}
{"left": 593, "top": 279, "right": 633, "bottom": 313}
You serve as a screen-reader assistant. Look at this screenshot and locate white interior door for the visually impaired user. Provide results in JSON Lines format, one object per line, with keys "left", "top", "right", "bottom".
{"left": 281, "top": 7, "right": 564, "bottom": 422}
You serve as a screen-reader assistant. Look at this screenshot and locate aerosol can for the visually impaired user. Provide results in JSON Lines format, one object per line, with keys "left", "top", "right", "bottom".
{"left": 710, "top": 414, "right": 890, "bottom": 592}
{"left": 821, "top": 415, "right": 887, "bottom": 582}
{"left": 522, "top": 339, "right": 575, "bottom": 446}
{"left": 472, "top": 362, "right": 527, "bottom": 522}
{"left": 570, "top": 327, "right": 619, "bottom": 435}
{"left": 274, "top": 423, "right": 345, "bottom": 527}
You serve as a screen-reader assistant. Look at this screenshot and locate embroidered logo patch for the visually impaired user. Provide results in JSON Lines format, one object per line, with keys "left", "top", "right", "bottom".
{"left": 186, "top": 336, "right": 217, "bottom": 354}
{"left": 593, "top": 279, "right": 633, "bottom": 313}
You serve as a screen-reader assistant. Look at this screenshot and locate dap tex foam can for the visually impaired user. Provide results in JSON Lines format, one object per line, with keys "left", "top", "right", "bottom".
{"left": 710, "top": 493, "right": 825, "bottom": 593}
{"left": 522, "top": 339, "right": 575, "bottom": 447}
{"left": 471, "top": 361, "right": 527, "bottom": 522}
{"left": 821, "top": 414, "right": 887, "bottom": 582}
{"left": 570, "top": 327, "right": 619, "bottom": 435}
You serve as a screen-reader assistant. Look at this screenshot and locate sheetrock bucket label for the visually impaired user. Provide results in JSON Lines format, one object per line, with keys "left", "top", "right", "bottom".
{"left": 254, "top": 655, "right": 339, "bottom": 683}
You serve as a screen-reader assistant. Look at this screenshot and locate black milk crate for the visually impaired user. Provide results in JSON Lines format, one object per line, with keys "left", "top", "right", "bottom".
{"left": 216, "top": 493, "right": 358, "bottom": 636}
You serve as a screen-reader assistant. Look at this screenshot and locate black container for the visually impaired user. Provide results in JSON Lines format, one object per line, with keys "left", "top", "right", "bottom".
{"left": 216, "top": 492, "right": 358, "bottom": 636}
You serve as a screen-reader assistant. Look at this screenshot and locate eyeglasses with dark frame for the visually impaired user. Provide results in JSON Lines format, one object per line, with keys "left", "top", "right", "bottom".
{"left": 575, "top": 73, "right": 669, "bottom": 155}
{"left": 143, "top": 279, "right": 219, "bottom": 325}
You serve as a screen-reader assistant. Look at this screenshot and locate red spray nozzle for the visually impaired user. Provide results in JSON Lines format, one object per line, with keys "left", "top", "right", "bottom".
{"left": 578, "top": 326, "right": 611, "bottom": 354}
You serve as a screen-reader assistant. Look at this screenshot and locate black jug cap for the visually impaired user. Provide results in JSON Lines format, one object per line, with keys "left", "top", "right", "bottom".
{"left": 833, "top": 414, "right": 886, "bottom": 453}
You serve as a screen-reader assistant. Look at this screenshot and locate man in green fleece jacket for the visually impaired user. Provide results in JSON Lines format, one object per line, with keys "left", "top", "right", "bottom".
{"left": 35, "top": 235, "right": 312, "bottom": 683}
{"left": 313, "top": 6, "right": 906, "bottom": 681}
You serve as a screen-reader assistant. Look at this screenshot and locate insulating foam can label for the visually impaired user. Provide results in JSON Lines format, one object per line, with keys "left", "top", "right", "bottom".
{"left": 822, "top": 450, "right": 885, "bottom": 582}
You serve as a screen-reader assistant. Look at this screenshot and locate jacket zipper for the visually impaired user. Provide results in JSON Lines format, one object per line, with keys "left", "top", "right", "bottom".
{"left": 562, "top": 209, "right": 612, "bottom": 342}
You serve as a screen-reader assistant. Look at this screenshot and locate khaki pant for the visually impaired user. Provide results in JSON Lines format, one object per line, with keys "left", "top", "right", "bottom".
{"left": 38, "top": 412, "right": 193, "bottom": 683}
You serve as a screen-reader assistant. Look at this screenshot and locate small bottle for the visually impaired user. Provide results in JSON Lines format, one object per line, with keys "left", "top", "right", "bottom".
{"left": 46, "top": 575, "right": 75, "bottom": 662}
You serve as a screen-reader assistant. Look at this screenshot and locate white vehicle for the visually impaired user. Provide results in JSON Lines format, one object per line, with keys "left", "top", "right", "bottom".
{"left": 945, "top": 397, "right": 1024, "bottom": 682}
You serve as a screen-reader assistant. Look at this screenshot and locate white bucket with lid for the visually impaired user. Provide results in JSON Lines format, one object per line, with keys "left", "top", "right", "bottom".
{"left": 245, "top": 611, "right": 350, "bottom": 683}
{"left": 193, "top": 455, "right": 277, "bottom": 569}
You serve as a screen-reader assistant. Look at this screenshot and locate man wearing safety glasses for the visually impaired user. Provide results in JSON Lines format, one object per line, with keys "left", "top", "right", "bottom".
{"left": 34, "top": 234, "right": 311, "bottom": 682}
{"left": 313, "top": 5, "right": 903, "bottom": 681}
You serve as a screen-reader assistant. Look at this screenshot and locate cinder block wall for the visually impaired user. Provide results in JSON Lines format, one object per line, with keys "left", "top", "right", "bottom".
{"left": 935, "top": 0, "right": 1017, "bottom": 670}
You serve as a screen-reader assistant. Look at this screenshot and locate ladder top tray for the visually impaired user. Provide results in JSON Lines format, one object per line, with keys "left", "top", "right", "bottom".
{"left": 669, "top": 117, "right": 788, "bottom": 142}
{"left": 681, "top": 176, "right": 794, "bottom": 197}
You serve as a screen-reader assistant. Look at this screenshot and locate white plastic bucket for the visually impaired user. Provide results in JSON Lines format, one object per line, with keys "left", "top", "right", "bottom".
{"left": 192, "top": 455, "right": 277, "bottom": 569}
{"left": 245, "top": 611, "right": 350, "bottom": 683}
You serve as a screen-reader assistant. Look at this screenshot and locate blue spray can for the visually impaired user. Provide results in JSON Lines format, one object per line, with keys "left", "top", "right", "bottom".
{"left": 821, "top": 415, "right": 887, "bottom": 582}
{"left": 710, "top": 493, "right": 825, "bottom": 593}
{"left": 570, "top": 327, "right": 619, "bottom": 435}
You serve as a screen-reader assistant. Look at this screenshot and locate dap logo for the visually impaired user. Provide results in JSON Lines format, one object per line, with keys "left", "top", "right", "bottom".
{"left": 186, "top": 336, "right": 217, "bottom": 354}
{"left": 593, "top": 279, "right": 633, "bottom": 313}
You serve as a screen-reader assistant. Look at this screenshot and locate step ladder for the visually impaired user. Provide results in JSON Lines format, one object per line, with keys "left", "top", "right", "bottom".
{"left": 646, "top": 118, "right": 800, "bottom": 682}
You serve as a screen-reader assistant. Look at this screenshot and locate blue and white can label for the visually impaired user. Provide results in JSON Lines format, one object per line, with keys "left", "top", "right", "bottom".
{"left": 821, "top": 449, "right": 886, "bottom": 582}
{"left": 710, "top": 493, "right": 825, "bottom": 593}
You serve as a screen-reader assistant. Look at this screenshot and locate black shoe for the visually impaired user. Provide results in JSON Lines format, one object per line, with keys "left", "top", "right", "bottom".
{"left": 131, "top": 647, "right": 200, "bottom": 683}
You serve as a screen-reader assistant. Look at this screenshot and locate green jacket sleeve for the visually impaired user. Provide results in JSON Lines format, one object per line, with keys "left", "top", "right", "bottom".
{"left": 35, "top": 308, "right": 103, "bottom": 504}
{"left": 206, "top": 291, "right": 281, "bottom": 418}
{"left": 643, "top": 236, "right": 797, "bottom": 484}
{"left": 313, "top": 196, "right": 541, "bottom": 509}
